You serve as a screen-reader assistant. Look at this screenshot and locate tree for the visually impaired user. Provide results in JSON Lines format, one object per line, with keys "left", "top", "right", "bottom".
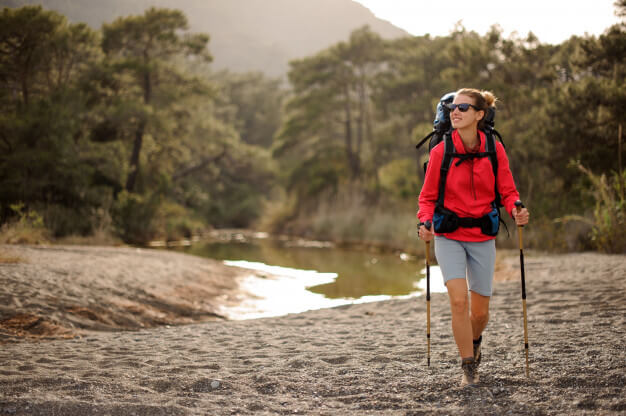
{"left": 0, "top": 6, "right": 59, "bottom": 109}
{"left": 211, "top": 71, "right": 286, "bottom": 148}
{"left": 101, "top": 7, "right": 211, "bottom": 192}
{"left": 0, "top": 6, "right": 104, "bottom": 234}
{"left": 275, "top": 26, "right": 385, "bottom": 204}
{"left": 543, "top": 23, "right": 626, "bottom": 190}
{"left": 0, "top": 6, "right": 100, "bottom": 109}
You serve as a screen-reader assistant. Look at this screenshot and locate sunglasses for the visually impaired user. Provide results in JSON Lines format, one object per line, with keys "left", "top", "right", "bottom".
{"left": 445, "top": 103, "right": 480, "bottom": 112}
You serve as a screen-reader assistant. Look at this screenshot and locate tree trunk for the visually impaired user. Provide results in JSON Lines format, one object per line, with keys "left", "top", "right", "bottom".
{"left": 125, "top": 66, "right": 152, "bottom": 192}
{"left": 125, "top": 120, "right": 145, "bottom": 192}
{"left": 356, "top": 84, "right": 363, "bottom": 167}
{"left": 143, "top": 57, "right": 152, "bottom": 103}
{"left": 343, "top": 85, "right": 360, "bottom": 179}
{"left": 20, "top": 72, "right": 29, "bottom": 108}
{"left": 172, "top": 150, "right": 227, "bottom": 181}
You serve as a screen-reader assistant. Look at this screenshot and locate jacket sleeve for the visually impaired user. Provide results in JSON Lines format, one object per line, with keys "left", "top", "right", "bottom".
{"left": 495, "top": 142, "right": 520, "bottom": 218}
{"left": 417, "top": 143, "right": 444, "bottom": 223}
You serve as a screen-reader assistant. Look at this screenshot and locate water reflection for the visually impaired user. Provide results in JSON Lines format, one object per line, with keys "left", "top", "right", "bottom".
{"left": 221, "top": 261, "right": 362, "bottom": 319}
{"left": 174, "top": 235, "right": 445, "bottom": 319}
{"left": 181, "top": 238, "right": 425, "bottom": 299}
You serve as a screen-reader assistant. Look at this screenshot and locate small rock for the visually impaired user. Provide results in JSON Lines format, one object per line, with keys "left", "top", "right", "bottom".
{"left": 211, "top": 380, "right": 221, "bottom": 389}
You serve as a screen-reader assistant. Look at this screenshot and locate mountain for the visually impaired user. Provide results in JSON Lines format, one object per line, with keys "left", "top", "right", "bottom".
{"left": 2, "top": 0, "right": 410, "bottom": 77}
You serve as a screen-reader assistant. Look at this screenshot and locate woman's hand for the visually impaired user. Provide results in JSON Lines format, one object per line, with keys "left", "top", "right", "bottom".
{"left": 513, "top": 207, "right": 530, "bottom": 226}
{"left": 418, "top": 223, "right": 434, "bottom": 242}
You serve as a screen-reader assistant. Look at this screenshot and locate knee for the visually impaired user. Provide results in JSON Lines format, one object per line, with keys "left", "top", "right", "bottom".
{"left": 449, "top": 295, "right": 469, "bottom": 315}
{"left": 472, "top": 308, "right": 489, "bottom": 324}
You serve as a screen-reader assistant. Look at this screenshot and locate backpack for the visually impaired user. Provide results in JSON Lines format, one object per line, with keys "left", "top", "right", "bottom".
{"left": 416, "top": 92, "right": 507, "bottom": 236}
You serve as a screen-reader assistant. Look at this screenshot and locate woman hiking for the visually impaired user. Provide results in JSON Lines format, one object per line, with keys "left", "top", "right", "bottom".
{"left": 417, "top": 88, "right": 529, "bottom": 387}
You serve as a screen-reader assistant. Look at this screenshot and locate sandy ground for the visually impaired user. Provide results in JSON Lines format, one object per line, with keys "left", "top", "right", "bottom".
{"left": 0, "top": 244, "right": 624, "bottom": 415}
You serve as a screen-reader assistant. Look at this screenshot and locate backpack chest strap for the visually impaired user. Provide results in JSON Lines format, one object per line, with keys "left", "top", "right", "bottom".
{"left": 451, "top": 151, "right": 496, "bottom": 166}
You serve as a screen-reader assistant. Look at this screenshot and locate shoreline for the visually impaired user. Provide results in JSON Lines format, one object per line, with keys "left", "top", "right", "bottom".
{"left": 0, "top": 242, "right": 518, "bottom": 341}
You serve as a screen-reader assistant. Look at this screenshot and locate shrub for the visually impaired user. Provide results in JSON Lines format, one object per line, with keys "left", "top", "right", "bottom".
{"left": 111, "top": 191, "right": 161, "bottom": 245}
{"left": 0, "top": 203, "right": 49, "bottom": 244}
{"left": 554, "top": 165, "right": 625, "bottom": 253}
{"left": 579, "top": 165, "right": 625, "bottom": 253}
{"left": 152, "top": 201, "right": 206, "bottom": 242}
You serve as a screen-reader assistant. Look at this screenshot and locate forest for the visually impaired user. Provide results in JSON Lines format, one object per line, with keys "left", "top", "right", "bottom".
{"left": 1, "top": 3, "right": 624, "bottom": 253}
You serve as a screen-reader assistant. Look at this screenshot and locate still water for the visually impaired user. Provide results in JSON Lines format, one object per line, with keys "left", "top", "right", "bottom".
{"left": 175, "top": 232, "right": 445, "bottom": 319}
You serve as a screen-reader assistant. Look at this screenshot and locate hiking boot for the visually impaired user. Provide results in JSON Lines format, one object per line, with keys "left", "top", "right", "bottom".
{"left": 473, "top": 335, "right": 482, "bottom": 367}
{"left": 461, "top": 357, "right": 479, "bottom": 387}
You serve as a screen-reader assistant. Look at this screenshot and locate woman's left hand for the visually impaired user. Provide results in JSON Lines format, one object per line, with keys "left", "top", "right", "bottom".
{"left": 512, "top": 207, "right": 529, "bottom": 226}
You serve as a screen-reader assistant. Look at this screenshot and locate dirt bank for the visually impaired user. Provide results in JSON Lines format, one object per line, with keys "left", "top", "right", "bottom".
{"left": 0, "top": 245, "right": 248, "bottom": 341}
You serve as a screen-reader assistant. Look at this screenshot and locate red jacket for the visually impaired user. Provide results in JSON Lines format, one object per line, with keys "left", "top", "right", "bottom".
{"left": 417, "top": 129, "right": 520, "bottom": 242}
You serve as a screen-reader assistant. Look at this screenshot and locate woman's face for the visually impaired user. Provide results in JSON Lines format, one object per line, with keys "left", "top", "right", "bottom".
{"left": 450, "top": 94, "right": 484, "bottom": 130}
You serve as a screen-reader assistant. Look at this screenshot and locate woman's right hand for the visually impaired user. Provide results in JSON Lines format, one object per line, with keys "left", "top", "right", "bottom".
{"left": 418, "top": 223, "right": 434, "bottom": 242}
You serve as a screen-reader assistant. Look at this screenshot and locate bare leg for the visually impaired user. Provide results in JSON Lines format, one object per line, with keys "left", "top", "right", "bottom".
{"left": 446, "top": 278, "right": 473, "bottom": 358}
{"left": 470, "top": 290, "right": 490, "bottom": 340}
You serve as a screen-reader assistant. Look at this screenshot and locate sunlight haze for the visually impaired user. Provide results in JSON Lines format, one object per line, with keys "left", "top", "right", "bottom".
{"left": 353, "top": 0, "right": 620, "bottom": 44}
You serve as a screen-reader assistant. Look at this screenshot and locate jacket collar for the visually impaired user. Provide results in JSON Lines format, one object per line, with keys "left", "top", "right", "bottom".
{"left": 451, "top": 129, "right": 486, "bottom": 153}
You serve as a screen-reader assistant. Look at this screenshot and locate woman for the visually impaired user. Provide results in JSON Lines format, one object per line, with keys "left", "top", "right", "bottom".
{"left": 417, "top": 88, "right": 529, "bottom": 387}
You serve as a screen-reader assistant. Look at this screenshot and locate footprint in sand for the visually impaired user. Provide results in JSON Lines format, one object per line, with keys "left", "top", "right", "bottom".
{"left": 288, "top": 359, "right": 308, "bottom": 369}
{"left": 368, "top": 355, "right": 392, "bottom": 363}
{"left": 321, "top": 356, "right": 350, "bottom": 365}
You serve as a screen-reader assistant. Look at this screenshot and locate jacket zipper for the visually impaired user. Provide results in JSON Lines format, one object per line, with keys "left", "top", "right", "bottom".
{"left": 470, "top": 159, "right": 477, "bottom": 200}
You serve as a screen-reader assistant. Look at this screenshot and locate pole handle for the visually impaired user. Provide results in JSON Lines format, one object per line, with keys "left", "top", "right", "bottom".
{"left": 514, "top": 200, "right": 524, "bottom": 250}
{"left": 424, "top": 221, "right": 432, "bottom": 260}
{"left": 424, "top": 220, "right": 432, "bottom": 273}
{"left": 514, "top": 200, "right": 525, "bottom": 227}
{"left": 418, "top": 221, "right": 433, "bottom": 231}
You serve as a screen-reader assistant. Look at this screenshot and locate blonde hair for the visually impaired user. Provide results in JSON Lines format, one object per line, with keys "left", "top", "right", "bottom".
{"left": 456, "top": 88, "right": 498, "bottom": 130}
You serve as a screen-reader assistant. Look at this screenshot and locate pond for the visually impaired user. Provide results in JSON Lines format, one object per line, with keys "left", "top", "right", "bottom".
{"left": 172, "top": 231, "right": 445, "bottom": 319}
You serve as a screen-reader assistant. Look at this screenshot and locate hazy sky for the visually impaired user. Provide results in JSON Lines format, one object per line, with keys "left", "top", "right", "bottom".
{"left": 353, "top": 0, "right": 621, "bottom": 44}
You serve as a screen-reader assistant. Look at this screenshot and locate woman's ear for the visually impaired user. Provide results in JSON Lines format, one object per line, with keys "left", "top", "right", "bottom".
{"left": 475, "top": 110, "right": 485, "bottom": 122}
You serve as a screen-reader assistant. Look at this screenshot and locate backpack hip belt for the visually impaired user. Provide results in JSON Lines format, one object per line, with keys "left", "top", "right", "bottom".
{"left": 433, "top": 205, "right": 500, "bottom": 237}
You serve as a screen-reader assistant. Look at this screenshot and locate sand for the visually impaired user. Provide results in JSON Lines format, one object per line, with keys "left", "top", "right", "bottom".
{"left": 0, "top": 244, "right": 625, "bottom": 415}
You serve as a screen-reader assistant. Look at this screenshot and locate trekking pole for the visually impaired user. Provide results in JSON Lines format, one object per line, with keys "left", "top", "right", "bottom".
{"left": 424, "top": 220, "right": 432, "bottom": 367}
{"left": 515, "top": 200, "right": 530, "bottom": 377}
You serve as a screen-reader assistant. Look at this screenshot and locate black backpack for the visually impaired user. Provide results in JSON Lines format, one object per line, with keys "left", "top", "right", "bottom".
{"left": 416, "top": 92, "right": 507, "bottom": 236}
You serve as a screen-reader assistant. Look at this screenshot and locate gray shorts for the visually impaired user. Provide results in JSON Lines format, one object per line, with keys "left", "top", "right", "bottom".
{"left": 434, "top": 236, "right": 496, "bottom": 297}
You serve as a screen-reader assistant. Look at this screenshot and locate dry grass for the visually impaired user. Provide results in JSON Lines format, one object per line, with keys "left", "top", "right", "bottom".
{"left": 0, "top": 222, "right": 49, "bottom": 245}
{"left": 0, "top": 254, "right": 22, "bottom": 264}
{"left": 265, "top": 186, "right": 424, "bottom": 254}
{"left": 0, "top": 314, "right": 76, "bottom": 341}
{"left": 55, "top": 229, "right": 123, "bottom": 246}
{"left": 0, "top": 246, "right": 24, "bottom": 264}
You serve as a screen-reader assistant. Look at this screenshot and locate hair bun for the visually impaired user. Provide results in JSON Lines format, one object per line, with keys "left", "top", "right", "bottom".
{"left": 481, "top": 90, "right": 497, "bottom": 108}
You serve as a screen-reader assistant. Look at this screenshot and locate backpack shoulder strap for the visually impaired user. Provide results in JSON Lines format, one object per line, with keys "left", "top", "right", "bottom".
{"left": 485, "top": 132, "right": 502, "bottom": 208}
{"left": 485, "top": 131, "right": 510, "bottom": 235}
{"left": 436, "top": 133, "right": 455, "bottom": 208}
{"left": 416, "top": 131, "right": 435, "bottom": 150}
{"left": 485, "top": 132, "right": 498, "bottom": 175}
{"left": 492, "top": 128, "right": 505, "bottom": 149}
